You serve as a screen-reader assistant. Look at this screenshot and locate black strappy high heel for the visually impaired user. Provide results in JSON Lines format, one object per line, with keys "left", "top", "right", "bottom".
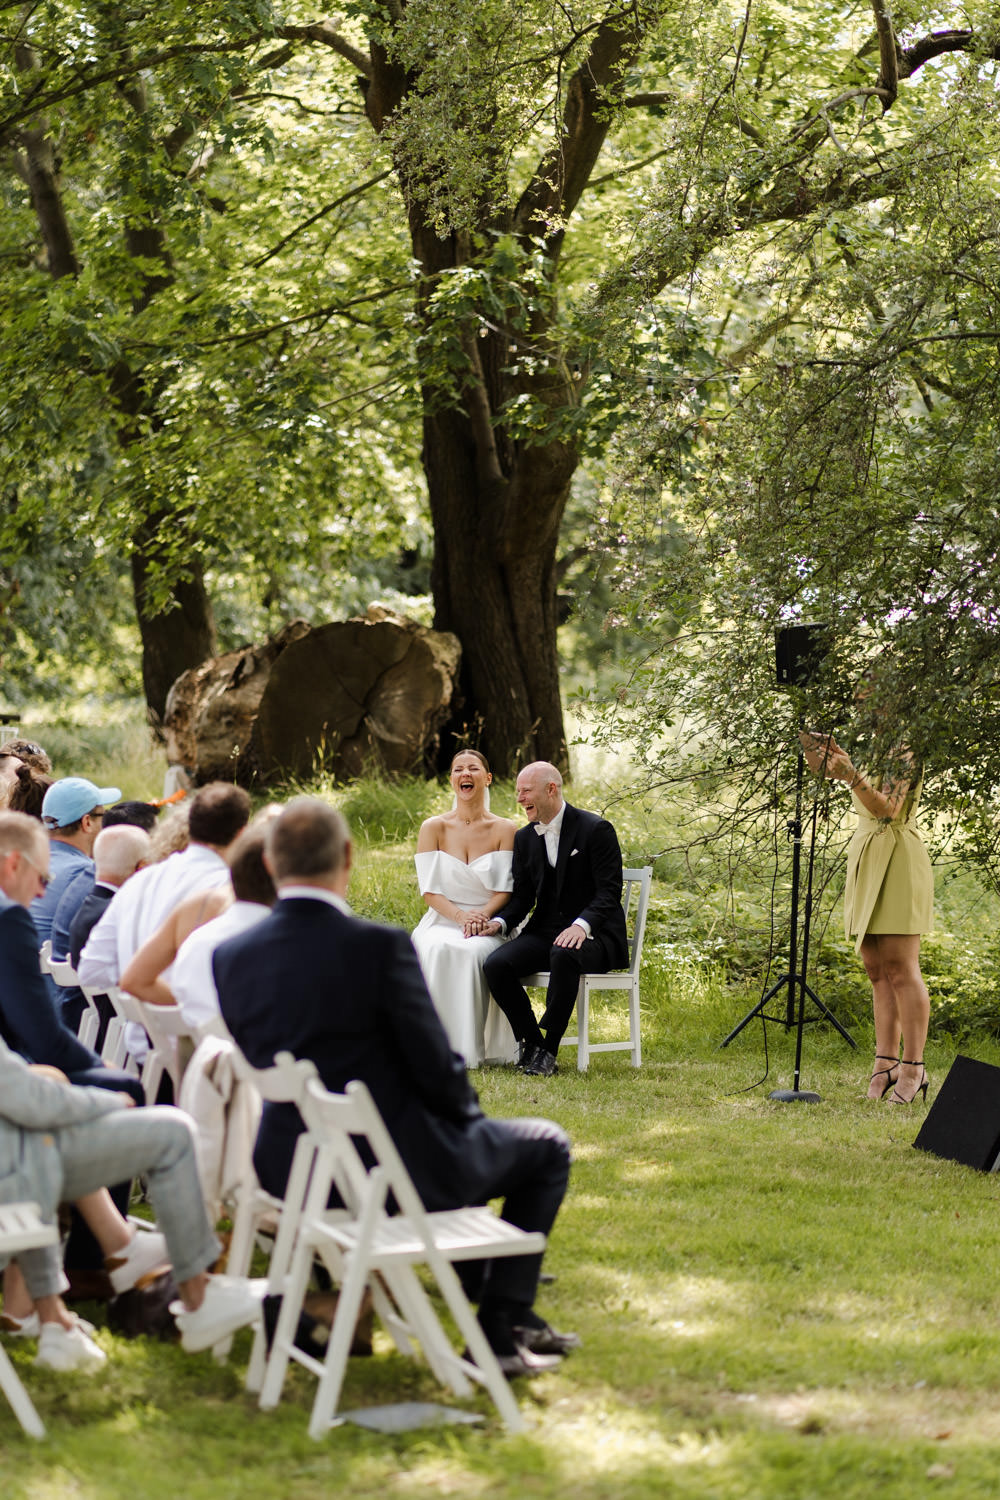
{"left": 868, "top": 1054, "right": 899, "bottom": 1099}
{"left": 889, "top": 1059, "right": 928, "bottom": 1105}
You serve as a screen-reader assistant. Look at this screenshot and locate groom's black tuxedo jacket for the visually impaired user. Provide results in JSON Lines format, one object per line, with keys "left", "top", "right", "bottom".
{"left": 501, "top": 802, "right": 629, "bottom": 966}
{"left": 213, "top": 896, "right": 512, "bottom": 1209}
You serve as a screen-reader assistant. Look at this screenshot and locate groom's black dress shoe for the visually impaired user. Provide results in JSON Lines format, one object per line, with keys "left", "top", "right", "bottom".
{"left": 522, "top": 1046, "right": 558, "bottom": 1077}
{"left": 515, "top": 1040, "right": 536, "bottom": 1069}
{"left": 495, "top": 1344, "right": 562, "bottom": 1378}
{"left": 513, "top": 1318, "right": 581, "bottom": 1356}
{"left": 465, "top": 1341, "right": 562, "bottom": 1378}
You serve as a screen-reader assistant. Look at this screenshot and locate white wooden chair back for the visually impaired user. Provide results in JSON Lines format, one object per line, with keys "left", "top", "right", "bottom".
{"left": 526, "top": 864, "right": 653, "bottom": 1070}
{"left": 43, "top": 951, "right": 103, "bottom": 1049}
{"left": 219, "top": 1047, "right": 319, "bottom": 1377}
{"left": 257, "top": 1076, "right": 544, "bottom": 1436}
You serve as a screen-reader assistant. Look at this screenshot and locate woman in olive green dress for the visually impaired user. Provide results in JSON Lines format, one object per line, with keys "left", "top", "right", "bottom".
{"left": 801, "top": 731, "right": 933, "bottom": 1104}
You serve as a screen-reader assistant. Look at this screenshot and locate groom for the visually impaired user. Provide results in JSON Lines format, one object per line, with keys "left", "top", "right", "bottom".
{"left": 483, "top": 762, "right": 628, "bottom": 1076}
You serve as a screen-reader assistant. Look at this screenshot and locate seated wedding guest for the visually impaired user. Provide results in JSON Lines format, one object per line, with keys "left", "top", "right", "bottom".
{"left": 122, "top": 823, "right": 277, "bottom": 1032}
{"left": 0, "top": 739, "right": 51, "bottom": 774}
{"left": 6, "top": 764, "right": 53, "bottom": 819}
{"left": 79, "top": 784, "right": 249, "bottom": 1066}
{"left": 32, "top": 776, "right": 120, "bottom": 949}
{"left": 214, "top": 798, "right": 576, "bottom": 1375}
{"left": 147, "top": 801, "right": 191, "bottom": 861}
{"left": 0, "top": 1040, "right": 262, "bottom": 1369}
{"left": 412, "top": 750, "right": 518, "bottom": 1067}
{"left": 0, "top": 812, "right": 162, "bottom": 1302}
{"left": 0, "top": 748, "right": 22, "bottom": 806}
{"left": 59, "top": 824, "right": 153, "bottom": 1044}
{"left": 104, "top": 800, "right": 160, "bottom": 834}
{"left": 0, "top": 812, "right": 140, "bottom": 1094}
{"left": 67, "top": 825, "right": 154, "bottom": 968}
{"left": 1, "top": 1071, "right": 169, "bottom": 1350}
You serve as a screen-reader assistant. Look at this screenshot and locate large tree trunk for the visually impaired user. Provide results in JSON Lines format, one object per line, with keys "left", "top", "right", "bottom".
{"left": 422, "top": 402, "right": 573, "bottom": 776}
{"left": 360, "top": 13, "right": 647, "bottom": 776}
{"left": 131, "top": 541, "right": 216, "bottom": 726}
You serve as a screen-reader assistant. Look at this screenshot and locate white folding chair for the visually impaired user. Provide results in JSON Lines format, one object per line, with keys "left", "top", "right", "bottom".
{"left": 105, "top": 987, "right": 194, "bottom": 1102}
{"left": 99, "top": 987, "right": 141, "bottom": 1077}
{"left": 44, "top": 952, "right": 103, "bottom": 1051}
{"left": 217, "top": 1048, "right": 319, "bottom": 1381}
{"left": 224, "top": 1048, "right": 319, "bottom": 1281}
{"left": 524, "top": 865, "right": 653, "bottom": 1070}
{"left": 258, "top": 1077, "right": 546, "bottom": 1436}
{"left": 0, "top": 1203, "right": 60, "bottom": 1439}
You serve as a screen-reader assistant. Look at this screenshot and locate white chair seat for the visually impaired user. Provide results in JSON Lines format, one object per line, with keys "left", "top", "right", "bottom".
{"left": 319, "top": 1204, "right": 543, "bottom": 1265}
{"left": 524, "top": 865, "right": 653, "bottom": 1070}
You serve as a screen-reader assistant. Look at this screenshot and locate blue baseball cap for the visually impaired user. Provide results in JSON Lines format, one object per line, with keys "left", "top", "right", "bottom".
{"left": 42, "top": 776, "right": 122, "bottom": 829}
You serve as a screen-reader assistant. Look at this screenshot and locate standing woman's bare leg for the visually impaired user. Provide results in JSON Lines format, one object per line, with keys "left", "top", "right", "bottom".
{"left": 859, "top": 935, "right": 902, "bottom": 1098}
{"left": 877, "top": 933, "right": 930, "bottom": 1102}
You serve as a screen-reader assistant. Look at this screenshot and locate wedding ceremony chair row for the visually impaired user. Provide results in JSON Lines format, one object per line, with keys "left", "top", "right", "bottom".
{"left": 0, "top": 1202, "right": 61, "bottom": 1438}
{"left": 255, "top": 1075, "right": 546, "bottom": 1436}
{"left": 99, "top": 986, "right": 200, "bottom": 1105}
{"left": 525, "top": 864, "right": 653, "bottom": 1070}
{"left": 39, "top": 941, "right": 104, "bottom": 1051}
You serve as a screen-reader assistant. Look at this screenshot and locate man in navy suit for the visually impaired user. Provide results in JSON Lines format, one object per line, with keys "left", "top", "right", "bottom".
{"left": 212, "top": 797, "right": 575, "bottom": 1375}
{"left": 482, "top": 761, "right": 628, "bottom": 1077}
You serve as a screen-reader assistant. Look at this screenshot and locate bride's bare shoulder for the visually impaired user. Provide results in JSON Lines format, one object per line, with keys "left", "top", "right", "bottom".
{"left": 489, "top": 815, "right": 518, "bottom": 850}
{"left": 417, "top": 812, "right": 452, "bottom": 852}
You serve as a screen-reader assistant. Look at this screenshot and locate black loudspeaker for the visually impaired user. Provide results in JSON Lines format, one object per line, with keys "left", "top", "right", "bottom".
{"left": 913, "top": 1055, "right": 1000, "bottom": 1172}
{"left": 775, "top": 622, "right": 830, "bottom": 689}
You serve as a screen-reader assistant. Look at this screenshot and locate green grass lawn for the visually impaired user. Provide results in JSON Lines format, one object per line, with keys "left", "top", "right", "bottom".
{"left": 7, "top": 1006, "right": 1000, "bottom": 1498}
{"left": 6, "top": 729, "right": 1000, "bottom": 1494}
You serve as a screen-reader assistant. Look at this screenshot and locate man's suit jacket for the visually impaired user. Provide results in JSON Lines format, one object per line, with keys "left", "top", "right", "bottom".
{"left": 0, "top": 893, "right": 103, "bottom": 1075}
{"left": 213, "top": 897, "right": 500, "bottom": 1210}
{"left": 501, "top": 803, "right": 629, "bottom": 966}
{"left": 68, "top": 883, "right": 114, "bottom": 969}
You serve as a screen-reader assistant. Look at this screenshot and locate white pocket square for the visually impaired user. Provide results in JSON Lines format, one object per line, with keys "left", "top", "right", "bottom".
{"left": 570, "top": 848, "right": 579, "bottom": 857}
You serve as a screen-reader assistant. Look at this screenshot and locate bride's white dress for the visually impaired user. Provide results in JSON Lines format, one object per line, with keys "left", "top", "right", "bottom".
{"left": 412, "top": 849, "right": 518, "bottom": 1067}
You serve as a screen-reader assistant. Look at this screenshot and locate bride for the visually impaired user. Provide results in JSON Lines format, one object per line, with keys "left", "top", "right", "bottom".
{"left": 412, "top": 749, "right": 519, "bottom": 1067}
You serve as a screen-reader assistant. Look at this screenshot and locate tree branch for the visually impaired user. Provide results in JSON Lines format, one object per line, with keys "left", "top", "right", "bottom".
{"left": 10, "top": 41, "right": 78, "bottom": 278}
{"left": 0, "top": 23, "right": 370, "bottom": 142}
{"left": 899, "top": 29, "right": 999, "bottom": 78}
{"left": 512, "top": 3, "right": 652, "bottom": 258}
{"left": 248, "top": 170, "right": 392, "bottom": 269}
{"left": 872, "top": 0, "right": 898, "bottom": 109}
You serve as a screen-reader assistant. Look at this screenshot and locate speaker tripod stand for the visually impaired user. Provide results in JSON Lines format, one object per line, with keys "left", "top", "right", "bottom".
{"left": 721, "top": 735, "right": 855, "bottom": 1098}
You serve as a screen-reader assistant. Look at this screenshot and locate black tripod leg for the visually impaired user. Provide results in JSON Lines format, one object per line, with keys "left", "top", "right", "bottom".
{"left": 720, "top": 974, "right": 796, "bottom": 1047}
{"left": 800, "top": 981, "right": 857, "bottom": 1047}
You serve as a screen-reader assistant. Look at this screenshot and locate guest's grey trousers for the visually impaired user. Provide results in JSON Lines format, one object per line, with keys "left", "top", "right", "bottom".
{"left": 16, "top": 1106, "right": 219, "bottom": 1299}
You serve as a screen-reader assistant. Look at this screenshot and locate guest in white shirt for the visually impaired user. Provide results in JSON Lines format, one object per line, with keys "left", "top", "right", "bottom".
{"left": 79, "top": 784, "right": 250, "bottom": 1065}
{"left": 122, "top": 823, "right": 276, "bottom": 1031}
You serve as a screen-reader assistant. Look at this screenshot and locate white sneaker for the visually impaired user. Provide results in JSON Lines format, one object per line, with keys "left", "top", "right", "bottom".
{"left": 1, "top": 1310, "right": 40, "bottom": 1338}
{"left": 35, "top": 1320, "right": 107, "bottom": 1372}
{"left": 105, "top": 1229, "right": 171, "bottom": 1294}
{"left": 1, "top": 1310, "right": 95, "bottom": 1339}
{"left": 170, "top": 1275, "right": 266, "bottom": 1353}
